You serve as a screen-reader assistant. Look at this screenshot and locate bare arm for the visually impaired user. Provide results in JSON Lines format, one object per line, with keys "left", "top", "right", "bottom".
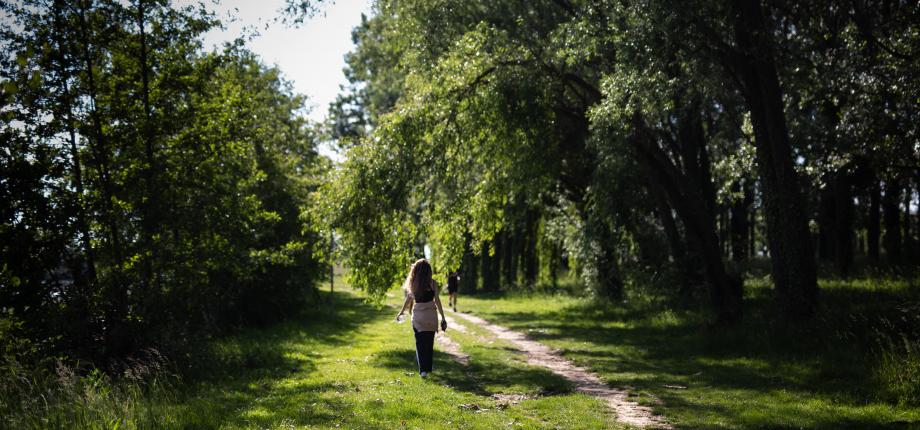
{"left": 395, "top": 294, "right": 413, "bottom": 320}
{"left": 432, "top": 282, "right": 447, "bottom": 330}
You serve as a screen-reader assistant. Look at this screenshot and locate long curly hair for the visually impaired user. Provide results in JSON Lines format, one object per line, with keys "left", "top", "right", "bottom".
{"left": 405, "top": 258, "right": 433, "bottom": 299}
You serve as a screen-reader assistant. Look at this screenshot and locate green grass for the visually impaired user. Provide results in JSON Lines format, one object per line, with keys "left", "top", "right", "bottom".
{"left": 457, "top": 275, "right": 920, "bottom": 429}
{"left": 6, "top": 274, "right": 918, "bottom": 429}
{"left": 2, "top": 284, "right": 618, "bottom": 429}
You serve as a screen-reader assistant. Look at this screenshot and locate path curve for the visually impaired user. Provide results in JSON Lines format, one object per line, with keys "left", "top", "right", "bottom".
{"left": 451, "top": 311, "right": 670, "bottom": 429}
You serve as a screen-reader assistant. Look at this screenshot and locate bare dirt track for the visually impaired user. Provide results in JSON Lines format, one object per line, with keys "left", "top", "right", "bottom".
{"left": 450, "top": 311, "right": 671, "bottom": 429}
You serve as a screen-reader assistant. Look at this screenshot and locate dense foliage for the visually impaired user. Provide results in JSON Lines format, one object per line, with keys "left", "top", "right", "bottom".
{"left": 322, "top": 0, "right": 918, "bottom": 322}
{"left": 1, "top": 0, "right": 325, "bottom": 368}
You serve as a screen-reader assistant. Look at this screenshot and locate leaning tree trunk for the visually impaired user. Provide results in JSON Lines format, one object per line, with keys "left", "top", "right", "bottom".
{"left": 648, "top": 171, "right": 702, "bottom": 298}
{"left": 728, "top": 0, "right": 818, "bottom": 319}
{"left": 632, "top": 110, "right": 742, "bottom": 323}
{"left": 654, "top": 185, "right": 687, "bottom": 265}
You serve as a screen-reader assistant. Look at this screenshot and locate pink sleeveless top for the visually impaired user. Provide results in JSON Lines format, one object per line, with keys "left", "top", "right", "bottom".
{"left": 411, "top": 281, "right": 439, "bottom": 332}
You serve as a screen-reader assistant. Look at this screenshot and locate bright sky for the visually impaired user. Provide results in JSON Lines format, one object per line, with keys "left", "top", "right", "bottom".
{"left": 190, "top": 0, "right": 374, "bottom": 124}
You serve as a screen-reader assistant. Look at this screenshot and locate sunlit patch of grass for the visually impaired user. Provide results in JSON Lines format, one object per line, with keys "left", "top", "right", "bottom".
{"left": 3, "top": 283, "right": 624, "bottom": 429}
{"left": 8, "top": 274, "right": 915, "bottom": 428}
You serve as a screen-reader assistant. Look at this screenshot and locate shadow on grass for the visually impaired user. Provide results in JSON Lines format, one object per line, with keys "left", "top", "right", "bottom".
{"left": 172, "top": 289, "right": 386, "bottom": 428}
{"left": 466, "top": 279, "right": 920, "bottom": 429}
{"left": 370, "top": 345, "right": 572, "bottom": 399}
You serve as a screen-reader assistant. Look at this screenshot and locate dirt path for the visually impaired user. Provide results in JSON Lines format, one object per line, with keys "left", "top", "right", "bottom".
{"left": 451, "top": 311, "right": 671, "bottom": 429}
{"left": 443, "top": 314, "right": 467, "bottom": 334}
{"left": 436, "top": 319, "right": 470, "bottom": 366}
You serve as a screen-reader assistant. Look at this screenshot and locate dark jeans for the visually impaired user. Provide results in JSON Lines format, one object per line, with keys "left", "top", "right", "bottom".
{"left": 413, "top": 328, "right": 435, "bottom": 373}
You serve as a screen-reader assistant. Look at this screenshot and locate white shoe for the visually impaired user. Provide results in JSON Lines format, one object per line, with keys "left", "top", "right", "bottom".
{"left": 420, "top": 371, "right": 428, "bottom": 378}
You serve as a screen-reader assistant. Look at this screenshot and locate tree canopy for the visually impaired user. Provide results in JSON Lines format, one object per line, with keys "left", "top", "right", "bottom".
{"left": 322, "top": 0, "right": 919, "bottom": 324}
{"left": 1, "top": 0, "right": 325, "bottom": 365}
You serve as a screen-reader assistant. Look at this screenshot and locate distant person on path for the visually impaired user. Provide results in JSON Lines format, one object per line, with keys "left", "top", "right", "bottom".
{"left": 447, "top": 270, "right": 460, "bottom": 312}
{"left": 395, "top": 259, "right": 447, "bottom": 377}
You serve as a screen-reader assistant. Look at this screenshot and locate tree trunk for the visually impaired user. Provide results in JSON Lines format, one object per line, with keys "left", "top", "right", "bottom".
{"left": 461, "top": 236, "right": 478, "bottom": 292}
{"left": 649, "top": 175, "right": 701, "bottom": 297}
{"left": 882, "top": 180, "right": 902, "bottom": 264}
{"left": 728, "top": 0, "right": 818, "bottom": 319}
{"left": 595, "top": 220, "right": 624, "bottom": 300}
{"left": 632, "top": 110, "right": 742, "bottom": 323}
{"left": 868, "top": 180, "right": 881, "bottom": 264}
{"left": 730, "top": 180, "right": 752, "bottom": 261}
{"left": 491, "top": 234, "right": 503, "bottom": 291}
{"left": 501, "top": 229, "right": 514, "bottom": 288}
{"left": 480, "top": 241, "right": 491, "bottom": 291}
{"left": 78, "top": 0, "right": 122, "bottom": 264}
{"left": 834, "top": 173, "right": 854, "bottom": 276}
{"left": 136, "top": 0, "right": 159, "bottom": 293}
{"left": 52, "top": 1, "right": 98, "bottom": 360}
{"left": 652, "top": 181, "right": 686, "bottom": 264}
{"left": 904, "top": 183, "right": 913, "bottom": 261}
{"left": 53, "top": 2, "right": 97, "bottom": 285}
{"left": 549, "top": 242, "right": 559, "bottom": 288}
{"left": 523, "top": 210, "right": 538, "bottom": 287}
{"left": 77, "top": 0, "right": 132, "bottom": 360}
{"left": 510, "top": 226, "right": 521, "bottom": 287}
{"left": 749, "top": 185, "right": 757, "bottom": 258}
{"left": 817, "top": 183, "right": 834, "bottom": 261}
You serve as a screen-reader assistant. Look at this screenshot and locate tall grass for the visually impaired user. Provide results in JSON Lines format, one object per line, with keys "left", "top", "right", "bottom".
{"left": 0, "top": 350, "right": 180, "bottom": 430}
{"left": 878, "top": 338, "right": 920, "bottom": 406}
{"left": 873, "top": 300, "right": 920, "bottom": 406}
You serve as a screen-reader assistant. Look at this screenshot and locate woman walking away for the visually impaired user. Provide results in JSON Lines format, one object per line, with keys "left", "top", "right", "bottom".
{"left": 395, "top": 259, "right": 447, "bottom": 377}
{"left": 447, "top": 270, "right": 460, "bottom": 312}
